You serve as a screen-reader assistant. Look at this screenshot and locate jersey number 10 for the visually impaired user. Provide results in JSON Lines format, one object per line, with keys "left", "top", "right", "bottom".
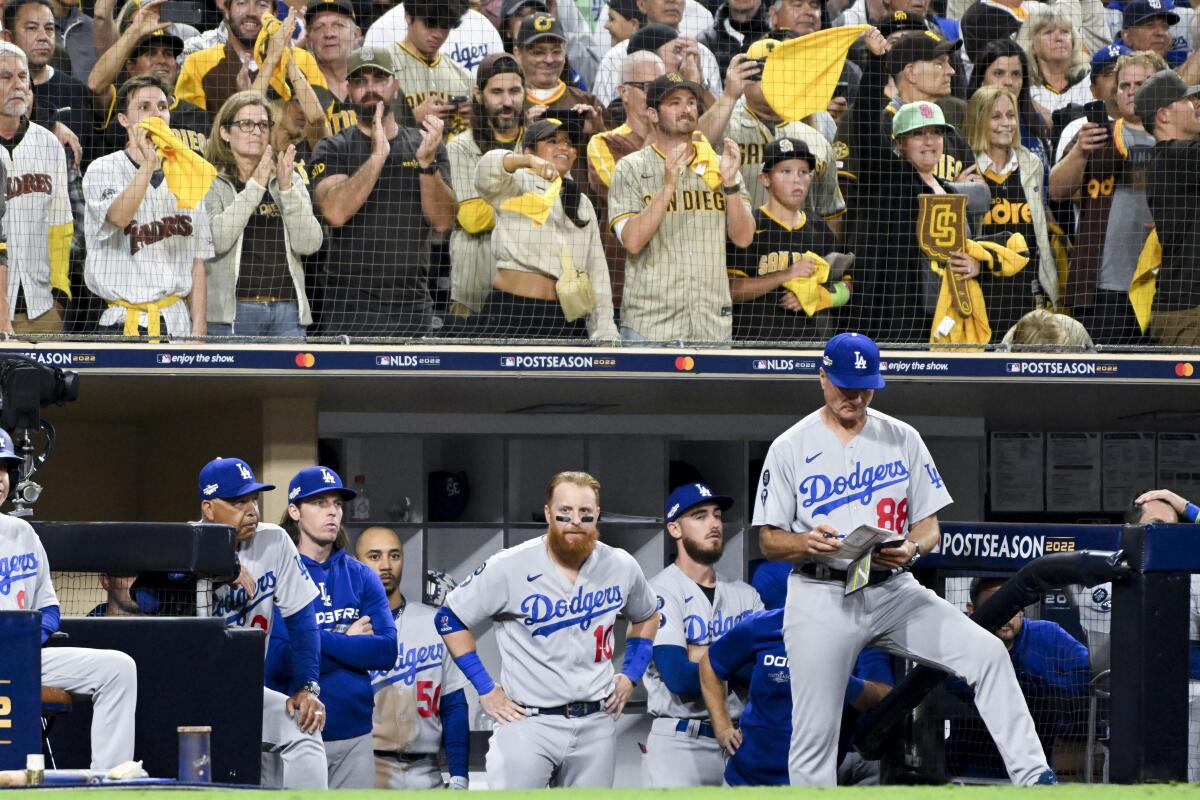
{"left": 593, "top": 624, "right": 615, "bottom": 662}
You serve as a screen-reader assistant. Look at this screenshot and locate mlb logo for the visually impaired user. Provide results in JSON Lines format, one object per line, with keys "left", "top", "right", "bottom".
{"left": 753, "top": 360, "right": 768, "bottom": 370}
{"left": 157, "top": 354, "right": 172, "bottom": 364}
{"left": 501, "top": 357, "right": 516, "bottom": 367}
{"left": 880, "top": 360, "right": 889, "bottom": 371}
{"left": 375, "top": 356, "right": 389, "bottom": 366}
{"left": 1005, "top": 362, "right": 1021, "bottom": 374}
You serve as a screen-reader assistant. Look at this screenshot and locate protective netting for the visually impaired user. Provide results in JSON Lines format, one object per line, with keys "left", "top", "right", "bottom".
{"left": 0, "top": 0, "right": 1195, "bottom": 348}
{"left": 55, "top": 571, "right": 210, "bottom": 618}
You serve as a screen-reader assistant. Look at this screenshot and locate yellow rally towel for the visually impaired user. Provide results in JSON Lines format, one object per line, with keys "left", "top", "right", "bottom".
{"left": 254, "top": 11, "right": 292, "bottom": 101}
{"left": 781, "top": 252, "right": 831, "bottom": 316}
{"left": 138, "top": 116, "right": 217, "bottom": 208}
{"left": 109, "top": 294, "right": 183, "bottom": 337}
{"left": 499, "top": 176, "right": 562, "bottom": 225}
{"left": 929, "top": 236, "right": 1029, "bottom": 346}
{"left": 690, "top": 133, "right": 723, "bottom": 191}
{"left": 1130, "top": 228, "right": 1160, "bottom": 334}
{"left": 456, "top": 197, "right": 495, "bottom": 234}
{"left": 763, "top": 25, "right": 870, "bottom": 122}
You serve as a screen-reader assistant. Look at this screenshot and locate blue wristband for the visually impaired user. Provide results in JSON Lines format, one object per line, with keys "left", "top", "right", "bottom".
{"left": 453, "top": 650, "right": 495, "bottom": 696}
{"left": 1185, "top": 503, "right": 1200, "bottom": 524}
{"left": 621, "top": 636, "right": 654, "bottom": 684}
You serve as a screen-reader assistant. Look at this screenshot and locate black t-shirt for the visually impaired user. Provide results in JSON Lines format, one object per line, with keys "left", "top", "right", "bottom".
{"left": 233, "top": 178, "right": 293, "bottom": 300}
{"left": 1146, "top": 139, "right": 1200, "bottom": 312}
{"left": 32, "top": 67, "right": 99, "bottom": 166}
{"left": 727, "top": 206, "right": 840, "bottom": 342}
{"left": 979, "top": 166, "right": 1039, "bottom": 332}
{"left": 309, "top": 123, "right": 450, "bottom": 303}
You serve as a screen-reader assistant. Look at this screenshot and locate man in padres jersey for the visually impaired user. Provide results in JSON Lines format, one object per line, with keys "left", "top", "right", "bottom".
{"left": 643, "top": 482, "right": 763, "bottom": 787}
{"left": 357, "top": 526, "right": 470, "bottom": 789}
{"left": 390, "top": 0, "right": 472, "bottom": 136}
{"left": 436, "top": 471, "right": 660, "bottom": 789}
{"left": 307, "top": 0, "right": 362, "bottom": 135}
{"left": 0, "top": 43, "right": 72, "bottom": 334}
{"left": 608, "top": 72, "right": 754, "bottom": 342}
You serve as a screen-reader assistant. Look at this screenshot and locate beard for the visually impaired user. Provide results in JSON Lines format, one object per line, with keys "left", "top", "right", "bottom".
{"left": 681, "top": 535, "right": 723, "bottom": 565}
{"left": 354, "top": 94, "right": 391, "bottom": 124}
{"left": 231, "top": 16, "right": 260, "bottom": 46}
{"left": 485, "top": 103, "right": 519, "bottom": 134}
{"left": 547, "top": 525, "right": 599, "bottom": 564}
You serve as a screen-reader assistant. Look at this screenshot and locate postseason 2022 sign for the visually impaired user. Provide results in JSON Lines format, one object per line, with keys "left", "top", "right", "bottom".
{"left": 0, "top": 611, "right": 40, "bottom": 770}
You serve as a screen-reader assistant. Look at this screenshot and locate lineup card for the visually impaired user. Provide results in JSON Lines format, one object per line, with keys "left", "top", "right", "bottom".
{"left": 1046, "top": 433, "right": 1101, "bottom": 512}
{"left": 1102, "top": 433, "right": 1156, "bottom": 512}
{"left": 989, "top": 432, "right": 1045, "bottom": 513}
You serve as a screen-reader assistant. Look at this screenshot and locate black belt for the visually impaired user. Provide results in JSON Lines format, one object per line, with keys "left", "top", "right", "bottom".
{"left": 374, "top": 750, "right": 432, "bottom": 763}
{"left": 530, "top": 701, "right": 604, "bottom": 718}
{"left": 796, "top": 561, "right": 895, "bottom": 587}
{"left": 675, "top": 719, "right": 715, "bottom": 738}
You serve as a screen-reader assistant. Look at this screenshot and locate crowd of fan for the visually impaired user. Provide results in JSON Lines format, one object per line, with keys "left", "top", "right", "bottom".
{"left": 1, "top": 0, "right": 1199, "bottom": 345}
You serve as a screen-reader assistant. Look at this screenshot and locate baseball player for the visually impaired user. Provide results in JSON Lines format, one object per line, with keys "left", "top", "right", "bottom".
{"left": 642, "top": 481, "right": 762, "bottom": 787}
{"left": 436, "top": 470, "right": 660, "bottom": 789}
{"left": 356, "top": 526, "right": 470, "bottom": 789}
{"left": 198, "top": 457, "right": 328, "bottom": 789}
{"left": 753, "top": 331, "right": 1055, "bottom": 787}
{"left": 698, "top": 604, "right": 894, "bottom": 786}
{"left": 265, "top": 467, "right": 397, "bottom": 788}
{"left": 0, "top": 428, "right": 138, "bottom": 770}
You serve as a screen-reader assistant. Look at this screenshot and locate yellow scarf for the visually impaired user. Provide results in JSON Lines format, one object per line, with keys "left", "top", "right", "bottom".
{"left": 929, "top": 235, "right": 1029, "bottom": 346}
{"left": 1130, "top": 228, "right": 1160, "bottom": 334}
{"left": 499, "top": 176, "right": 562, "bottom": 225}
{"left": 762, "top": 25, "right": 870, "bottom": 122}
{"left": 137, "top": 116, "right": 217, "bottom": 208}
{"left": 781, "top": 252, "right": 833, "bottom": 316}
{"left": 690, "top": 134, "right": 723, "bottom": 191}
{"left": 254, "top": 11, "right": 292, "bottom": 101}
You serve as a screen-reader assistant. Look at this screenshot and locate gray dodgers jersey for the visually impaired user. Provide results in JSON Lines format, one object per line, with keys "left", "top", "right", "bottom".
{"left": 0, "top": 513, "right": 58, "bottom": 612}
{"left": 212, "top": 523, "right": 318, "bottom": 641}
{"left": 444, "top": 536, "right": 658, "bottom": 708}
{"left": 752, "top": 407, "right": 953, "bottom": 569}
{"left": 644, "top": 563, "right": 762, "bottom": 719}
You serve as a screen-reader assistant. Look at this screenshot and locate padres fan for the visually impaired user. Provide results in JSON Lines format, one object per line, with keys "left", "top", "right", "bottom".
{"left": 726, "top": 137, "right": 846, "bottom": 342}
{"left": 198, "top": 457, "right": 329, "bottom": 789}
{"left": 0, "top": 42, "right": 72, "bottom": 335}
{"left": 436, "top": 471, "right": 660, "bottom": 789}
{"left": 608, "top": 71, "right": 754, "bottom": 342}
{"left": 266, "top": 467, "right": 397, "bottom": 788}
{"left": 753, "top": 332, "right": 1055, "bottom": 787}
{"left": 514, "top": 13, "right": 604, "bottom": 135}
{"left": 306, "top": 0, "right": 362, "bottom": 135}
{"left": 0, "top": 428, "right": 139, "bottom": 769}
{"left": 643, "top": 482, "right": 762, "bottom": 787}
{"left": 356, "top": 526, "right": 470, "bottom": 789}
{"left": 83, "top": 74, "right": 210, "bottom": 338}
{"left": 389, "top": 0, "right": 472, "bottom": 136}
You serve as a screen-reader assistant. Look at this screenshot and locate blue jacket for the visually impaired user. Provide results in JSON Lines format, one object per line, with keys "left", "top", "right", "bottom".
{"left": 267, "top": 547, "right": 397, "bottom": 741}
{"left": 708, "top": 608, "right": 893, "bottom": 786}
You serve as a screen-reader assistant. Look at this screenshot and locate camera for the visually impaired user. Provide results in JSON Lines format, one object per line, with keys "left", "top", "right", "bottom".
{"left": 0, "top": 355, "right": 80, "bottom": 515}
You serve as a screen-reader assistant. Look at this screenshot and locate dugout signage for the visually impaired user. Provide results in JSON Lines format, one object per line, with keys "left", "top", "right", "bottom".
{"left": 922, "top": 523, "right": 1123, "bottom": 571}
{"left": 0, "top": 611, "right": 40, "bottom": 770}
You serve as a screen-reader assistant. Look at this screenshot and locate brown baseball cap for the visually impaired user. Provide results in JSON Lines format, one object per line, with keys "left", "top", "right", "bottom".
{"left": 645, "top": 71, "right": 704, "bottom": 109}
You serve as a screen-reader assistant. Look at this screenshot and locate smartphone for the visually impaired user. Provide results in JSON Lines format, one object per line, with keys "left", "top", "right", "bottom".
{"left": 874, "top": 539, "right": 907, "bottom": 551}
{"left": 746, "top": 58, "right": 765, "bottom": 81}
{"left": 447, "top": 95, "right": 469, "bottom": 105}
{"left": 1084, "top": 105, "right": 1109, "bottom": 127}
{"left": 158, "top": 0, "right": 203, "bottom": 25}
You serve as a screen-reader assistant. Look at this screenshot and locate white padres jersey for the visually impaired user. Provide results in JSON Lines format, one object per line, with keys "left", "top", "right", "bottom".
{"left": 0, "top": 122, "right": 71, "bottom": 320}
{"left": 444, "top": 536, "right": 658, "bottom": 708}
{"left": 0, "top": 513, "right": 58, "bottom": 612}
{"left": 83, "top": 151, "right": 214, "bottom": 336}
{"left": 370, "top": 601, "right": 469, "bottom": 755}
{"left": 1076, "top": 575, "right": 1200, "bottom": 672}
{"left": 212, "top": 523, "right": 317, "bottom": 642}
{"left": 752, "top": 407, "right": 953, "bottom": 569}
{"left": 644, "top": 563, "right": 762, "bottom": 719}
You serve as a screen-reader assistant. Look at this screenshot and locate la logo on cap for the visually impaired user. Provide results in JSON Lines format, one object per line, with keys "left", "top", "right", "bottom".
{"left": 854, "top": 351, "right": 867, "bottom": 370}
{"left": 321, "top": 468, "right": 336, "bottom": 484}
{"left": 237, "top": 462, "right": 252, "bottom": 481}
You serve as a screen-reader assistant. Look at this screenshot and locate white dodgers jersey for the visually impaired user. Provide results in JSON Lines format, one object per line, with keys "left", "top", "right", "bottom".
{"left": 753, "top": 407, "right": 953, "bottom": 569}
{"left": 644, "top": 563, "right": 762, "bottom": 719}
{"left": 444, "top": 536, "right": 658, "bottom": 708}
{"left": 212, "top": 523, "right": 317, "bottom": 641}
{"left": 371, "top": 601, "right": 468, "bottom": 755}
{"left": 0, "top": 514, "right": 57, "bottom": 612}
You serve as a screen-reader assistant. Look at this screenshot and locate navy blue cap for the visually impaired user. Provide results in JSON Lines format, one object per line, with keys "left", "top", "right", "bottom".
{"left": 288, "top": 466, "right": 357, "bottom": 504}
{"left": 1123, "top": 0, "right": 1179, "bottom": 28}
{"left": 665, "top": 483, "right": 733, "bottom": 523}
{"left": 822, "top": 332, "right": 885, "bottom": 390}
{"left": 199, "top": 457, "right": 274, "bottom": 501}
{"left": 0, "top": 428, "right": 20, "bottom": 465}
{"left": 1092, "top": 40, "right": 1130, "bottom": 71}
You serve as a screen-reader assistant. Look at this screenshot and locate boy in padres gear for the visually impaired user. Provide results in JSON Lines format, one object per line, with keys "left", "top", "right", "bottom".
{"left": 392, "top": 0, "right": 472, "bottom": 136}
{"left": 198, "top": 457, "right": 329, "bottom": 789}
{"left": 643, "top": 482, "right": 763, "bottom": 787}
{"left": 357, "top": 526, "right": 470, "bottom": 790}
{"left": 437, "top": 471, "right": 660, "bottom": 789}
{"left": 608, "top": 72, "right": 754, "bottom": 342}
{"left": 0, "top": 43, "right": 72, "bottom": 334}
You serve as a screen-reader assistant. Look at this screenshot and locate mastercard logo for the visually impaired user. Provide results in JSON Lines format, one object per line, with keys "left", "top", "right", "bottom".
{"left": 295, "top": 353, "right": 316, "bottom": 368}
{"left": 674, "top": 356, "right": 695, "bottom": 371}
{"left": 1175, "top": 362, "right": 1195, "bottom": 377}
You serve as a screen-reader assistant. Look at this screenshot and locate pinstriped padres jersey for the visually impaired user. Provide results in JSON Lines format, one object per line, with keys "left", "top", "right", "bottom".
{"left": 390, "top": 43, "right": 473, "bottom": 137}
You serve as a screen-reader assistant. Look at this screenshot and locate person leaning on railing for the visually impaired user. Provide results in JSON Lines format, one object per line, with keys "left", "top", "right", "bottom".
{"left": 202, "top": 91, "right": 323, "bottom": 338}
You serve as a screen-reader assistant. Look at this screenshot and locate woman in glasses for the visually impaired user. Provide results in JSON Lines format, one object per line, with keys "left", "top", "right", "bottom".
{"left": 203, "top": 91, "right": 323, "bottom": 338}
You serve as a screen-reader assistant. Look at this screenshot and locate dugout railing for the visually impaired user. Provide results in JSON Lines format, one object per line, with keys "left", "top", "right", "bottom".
{"left": 867, "top": 521, "right": 1198, "bottom": 785}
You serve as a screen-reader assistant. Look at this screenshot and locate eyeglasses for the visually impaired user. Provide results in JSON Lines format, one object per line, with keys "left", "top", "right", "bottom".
{"left": 622, "top": 80, "right": 650, "bottom": 92}
{"left": 226, "top": 119, "right": 272, "bottom": 133}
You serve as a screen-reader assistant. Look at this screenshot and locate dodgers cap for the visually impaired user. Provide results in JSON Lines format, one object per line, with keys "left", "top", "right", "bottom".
{"left": 288, "top": 466, "right": 357, "bottom": 504}
{"left": 822, "top": 332, "right": 885, "bottom": 390}
{"left": 665, "top": 482, "right": 733, "bottom": 523}
{"left": 199, "top": 458, "right": 274, "bottom": 501}
{"left": 0, "top": 428, "right": 21, "bottom": 466}
{"left": 1091, "top": 41, "right": 1130, "bottom": 74}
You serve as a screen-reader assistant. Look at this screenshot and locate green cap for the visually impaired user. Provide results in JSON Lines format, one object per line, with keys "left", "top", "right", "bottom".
{"left": 347, "top": 46, "right": 396, "bottom": 77}
{"left": 891, "top": 100, "right": 952, "bottom": 138}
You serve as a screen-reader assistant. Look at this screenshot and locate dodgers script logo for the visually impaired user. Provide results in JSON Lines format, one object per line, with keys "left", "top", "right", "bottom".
{"left": 213, "top": 570, "right": 277, "bottom": 625}
{"left": 521, "top": 584, "right": 624, "bottom": 637}
{"left": 0, "top": 551, "right": 38, "bottom": 596}
{"left": 685, "top": 607, "right": 755, "bottom": 644}
{"left": 371, "top": 641, "right": 444, "bottom": 688}
{"left": 799, "top": 460, "right": 909, "bottom": 517}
